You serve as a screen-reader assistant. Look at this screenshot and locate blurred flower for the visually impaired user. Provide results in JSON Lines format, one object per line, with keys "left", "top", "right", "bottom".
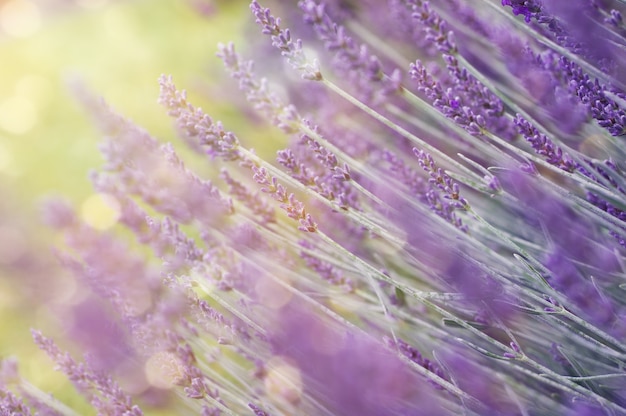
{"left": 3, "top": 0, "right": 626, "bottom": 415}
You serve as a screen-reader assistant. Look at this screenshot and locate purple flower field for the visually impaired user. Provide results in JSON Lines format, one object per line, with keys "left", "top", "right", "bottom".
{"left": 3, "top": 0, "right": 626, "bottom": 415}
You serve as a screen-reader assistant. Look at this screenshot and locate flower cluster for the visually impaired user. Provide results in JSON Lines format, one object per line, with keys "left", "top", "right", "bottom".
{"left": 3, "top": 1, "right": 626, "bottom": 415}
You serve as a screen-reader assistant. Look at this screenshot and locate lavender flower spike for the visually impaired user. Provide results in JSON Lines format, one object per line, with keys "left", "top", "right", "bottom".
{"left": 250, "top": 0, "right": 322, "bottom": 81}
{"left": 14, "top": 1, "right": 626, "bottom": 415}
{"left": 253, "top": 166, "right": 318, "bottom": 232}
{"left": 158, "top": 74, "right": 244, "bottom": 162}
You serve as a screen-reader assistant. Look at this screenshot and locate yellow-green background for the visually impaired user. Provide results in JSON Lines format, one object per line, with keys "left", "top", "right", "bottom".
{"left": 0, "top": 0, "right": 258, "bottom": 412}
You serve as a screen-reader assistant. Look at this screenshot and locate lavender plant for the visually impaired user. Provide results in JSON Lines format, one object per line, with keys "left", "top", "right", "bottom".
{"left": 3, "top": 0, "right": 626, "bottom": 415}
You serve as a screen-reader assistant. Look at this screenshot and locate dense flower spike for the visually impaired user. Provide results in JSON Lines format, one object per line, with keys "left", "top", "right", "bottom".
{"left": 220, "top": 169, "right": 276, "bottom": 225}
{"left": 513, "top": 113, "right": 577, "bottom": 171}
{"left": 250, "top": 0, "right": 322, "bottom": 81}
{"left": 413, "top": 148, "right": 469, "bottom": 230}
{"left": 0, "top": 390, "right": 32, "bottom": 416}
{"left": 32, "top": 331, "right": 143, "bottom": 416}
{"left": 299, "top": 0, "right": 403, "bottom": 103}
{"left": 557, "top": 57, "right": 626, "bottom": 136}
{"left": 13, "top": 0, "right": 626, "bottom": 415}
{"left": 501, "top": 0, "right": 542, "bottom": 23}
{"left": 252, "top": 166, "right": 318, "bottom": 232}
{"left": 159, "top": 75, "right": 246, "bottom": 161}
{"left": 404, "top": 0, "right": 458, "bottom": 54}
{"left": 409, "top": 60, "right": 487, "bottom": 136}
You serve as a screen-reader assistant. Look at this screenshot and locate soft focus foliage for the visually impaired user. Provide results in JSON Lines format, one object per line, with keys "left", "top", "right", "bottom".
{"left": 3, "top": 0, "right": 626, "bottom": 415}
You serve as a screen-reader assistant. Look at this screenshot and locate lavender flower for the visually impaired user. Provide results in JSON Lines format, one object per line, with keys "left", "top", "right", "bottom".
{"left": 10, "top": 1, "right": 626, "bottom": 415}
{"left": 0, "top": 390, "right": 32, "bottom": 416}
{"left": 31, "top": 330, "right": 143, "bottom": 416}
{"left": 299, "top": 0, "right": 403, "bottom": 103}
{"left": 250, "top": 0, "right": 322, "bottom": 81}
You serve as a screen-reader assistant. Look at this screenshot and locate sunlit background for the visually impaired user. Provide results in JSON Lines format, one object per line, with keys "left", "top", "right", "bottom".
{"left": 0, "top": 0, "right": 254, "bottom": 412}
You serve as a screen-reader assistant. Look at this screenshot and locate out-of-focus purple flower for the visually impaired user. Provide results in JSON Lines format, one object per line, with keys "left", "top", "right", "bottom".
{"left": 501, "top": 168, "right": 625, "bottom": 335}
{"left": 501, "top": 0, "right": 542, "bottom": 23}
{"left": 300, "top": 0, "right": 403, "bottom": 103}
{"left": 267, "top": 301, "right": 446, "bottom": 415}
{"left": 0, "top": 389, "right": 33, "bottom": 416}
{"left": 541, "top": 0, "right": 620, "bottom": 68}
{"left": 32, "top": 330, "right": 144, "bottom": 416}
{"left": 16, "top": 0, "right": 626, "bottom": 415}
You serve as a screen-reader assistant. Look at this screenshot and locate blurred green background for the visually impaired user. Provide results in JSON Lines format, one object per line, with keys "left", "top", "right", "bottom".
{"left": 0, "top": 0, "right": 256, "bottom": 412}
{"left": 0, "top": 0, "right": 251, "bottom": 205}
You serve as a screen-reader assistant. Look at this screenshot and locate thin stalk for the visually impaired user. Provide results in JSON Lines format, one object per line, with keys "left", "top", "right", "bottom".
{"left": 20, "top": 381, "right": 81, "bottom": 416}
{"left": 466, "top": 206, "right": 546, "bottom": 273}
{"left": 314, "top": 229, "right": 521, "bottom": 368}
{"left": 321, "top": 78, "right": 483, "bottom": 183}
{"left": 192, "top": 278, "right": 267, "bottom": 337}
{"left": 297, "top": 123, "right": 385, "bottom": 206}
{"left": 238, "top": 147, "right": 407, "bottom": 248}
{"left": 475, "top": 0, "right": 626, "bottom": 91}
{"left": 559, "top": 308, "right": 626, "bottom": 355}
{"left": 517, "top": 356, "right": 626, "bottom": 415}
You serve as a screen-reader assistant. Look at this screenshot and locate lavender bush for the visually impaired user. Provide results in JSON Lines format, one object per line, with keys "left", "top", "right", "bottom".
{"left": 3, "top": 0, "right": 626, "bottom": 414}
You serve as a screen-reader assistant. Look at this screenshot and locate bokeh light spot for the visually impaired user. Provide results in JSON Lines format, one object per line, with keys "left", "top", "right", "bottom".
{"left": 0, "top": 0, "right": 41, "bottom": 38}
{"left": 48, "top": 272, "right": 79, "bottom": 306}
{"left": 16, "top": 74, "right": 52, "bottom": 104}
{"left": 0, "top": 279, "right": 20, "bottom": 309}
{"left": 80, "top": 193, "right": 121, "bottom": 230}
{"left": 145, "top": 350, "right": 185, "bottom": 389}
{"left": 0, "top": 96, "right": 37, "bottom": 135}
{"left": 0, "top": 142, "right": 17, "bottom": 176}
{"left": 0, "top": 225, "right": 26, "bottom": 265}
{"left": 255, "top": 277, "right": 293, "bottom": 310}
{"left": 264, "top": 356, "right": 303, "bottom": 406}
{"left": 76, "top": 0, "right": 109, "bottom": 9}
